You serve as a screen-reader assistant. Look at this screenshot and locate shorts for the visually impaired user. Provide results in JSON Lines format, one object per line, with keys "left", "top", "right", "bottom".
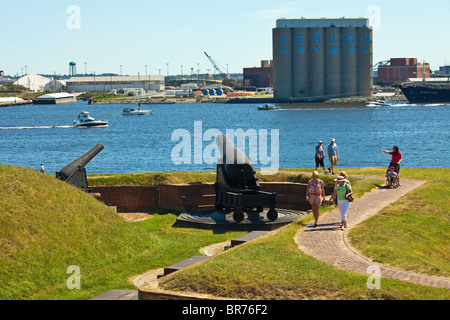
{"left": 330, "top": 156, "right": 338, "bottom": 166}
{"left": 315, "top": 157, "right": 324, "bottom": 168}
{"left": 308, "top": 194, "right": 323, "bottom": 205}
{"left": 389, "top": 162, "right": 400, "bottom": 174}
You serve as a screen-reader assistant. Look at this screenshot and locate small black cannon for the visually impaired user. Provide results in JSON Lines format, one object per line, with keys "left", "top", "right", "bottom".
{"left": 56, "top": 143, "right": 104, "bottom": 190}
{"left": 214, "top": 135, "right": 277, "bottom": 222}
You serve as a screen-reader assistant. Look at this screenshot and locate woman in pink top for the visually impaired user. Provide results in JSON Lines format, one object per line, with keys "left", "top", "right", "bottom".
{"left": 380, "top": 145, "right": 402, "bottom": 185}
{"left": 306, "top": 171, "right": 325, "bottom": 227}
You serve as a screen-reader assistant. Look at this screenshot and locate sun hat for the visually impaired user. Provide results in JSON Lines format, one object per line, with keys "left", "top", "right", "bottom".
{"left": 331, "top": 138, "right": 335, "bottom": 142}
{"left": 335, "top": 176, "right": 345, "bottom": 181}
{"left": 318, "top": 140, "right": 322, "bottom": 144}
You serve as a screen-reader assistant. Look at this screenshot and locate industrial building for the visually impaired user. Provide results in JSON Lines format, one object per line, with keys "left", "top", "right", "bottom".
{"left": 66, "top": 75, "right": 165, "bottom": 92}
{"left": 378, "top": 58, "right": 430, "bottom": 84}
{"left": 14, "top": 74, "right": 66, "bottom": 92}
{"left": 434, "top": 65, "right": 450, "bottom": 77}
{"left": 272, "top": 18, "right": 373, "bottom": 101}
{"left": 243, "top": 60, "right": 273, "bottom": 87}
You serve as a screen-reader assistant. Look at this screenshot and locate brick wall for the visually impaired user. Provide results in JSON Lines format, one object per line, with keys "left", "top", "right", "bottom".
{"left": 92, "top": 182, "right": 332, "bottom": 213}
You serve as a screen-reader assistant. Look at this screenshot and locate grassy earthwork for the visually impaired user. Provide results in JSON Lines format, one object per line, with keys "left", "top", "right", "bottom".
{"left": 0, "top": 165, "right": 448, "bottom": 299}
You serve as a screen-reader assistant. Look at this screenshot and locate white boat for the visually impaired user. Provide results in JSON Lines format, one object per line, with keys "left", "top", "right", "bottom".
{"left": 366, "top": 97, "right": 391, "bottom": 107}
{"left": 122, "top": 105, "right": 151, "bottom": 115}
{"left": 122, "top": 72, "right": 151, "bottom": 115}
{"left": 73, "top": 111, "right": 108, "bottom": 128}
{"left": 257, "top": 104, "right": 279, "bottom": 110}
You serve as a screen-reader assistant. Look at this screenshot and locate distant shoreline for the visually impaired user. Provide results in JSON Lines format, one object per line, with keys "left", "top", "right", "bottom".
{"left": 90, "top": 95, "right": 408, "bottom": 105}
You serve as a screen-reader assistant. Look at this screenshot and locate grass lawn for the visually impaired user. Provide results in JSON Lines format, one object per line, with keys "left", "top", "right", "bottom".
{"left": 0, "top": 165, "right": 244, "bottom": 300}
{"left": 158, "top": 168, "right": 450, "bottom": 300}
{"left": 1, "top": 165, "right": 448, "bottom": 300}
{"left": 348, "top": 168, "right": 449, "bottom": 278}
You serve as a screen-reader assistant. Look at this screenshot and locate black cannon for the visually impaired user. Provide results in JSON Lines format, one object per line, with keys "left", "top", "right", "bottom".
{"left": 56, "top": 143, "right": 104, "bottom": 190}
{"left": 214, "top": 135, "right": 278, "bottom": 222}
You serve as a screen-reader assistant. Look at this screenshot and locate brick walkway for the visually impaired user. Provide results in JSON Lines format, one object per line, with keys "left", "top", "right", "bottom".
{"left": 296, "top": 178, "right": 450, "bottom": 289}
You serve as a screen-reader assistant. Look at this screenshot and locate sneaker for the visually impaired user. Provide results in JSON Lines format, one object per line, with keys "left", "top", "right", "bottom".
{"left": 324, "top": 170, "right": 328, "bottom": 174}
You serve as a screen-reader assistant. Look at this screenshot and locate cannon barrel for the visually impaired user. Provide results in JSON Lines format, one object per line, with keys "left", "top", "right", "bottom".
{"left": 215, "top": 134, "right": 258, "bottom": 190}
{"left": 56, "top": 143, "right": 104, "bottom": 180}
{"left": 56, "top": 144, "right": 104, "bottom": 190}
{"left": 215, "top": 134, "right": 250, "bottom": 166}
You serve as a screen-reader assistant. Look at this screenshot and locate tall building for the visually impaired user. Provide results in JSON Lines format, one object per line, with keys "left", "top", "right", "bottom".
{"left": 273, "top": 18, "right": 373, "bottom": 101}
{"left": 378, "top": 58, "right": 430, "bottom": 84}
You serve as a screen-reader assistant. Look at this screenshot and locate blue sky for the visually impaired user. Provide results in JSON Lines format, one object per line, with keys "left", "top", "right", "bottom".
{"left": 1, "top": 0, "right": 449, "bottom": 76}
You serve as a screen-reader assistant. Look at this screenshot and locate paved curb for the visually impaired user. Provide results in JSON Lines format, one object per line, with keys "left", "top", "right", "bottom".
{"left": 296, "top": 178, "right": 450, "bottom": 289}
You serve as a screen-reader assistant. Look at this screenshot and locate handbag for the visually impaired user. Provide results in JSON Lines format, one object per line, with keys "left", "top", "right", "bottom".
{"left": 345, "top": 187, "right": 354, "bottom": 202}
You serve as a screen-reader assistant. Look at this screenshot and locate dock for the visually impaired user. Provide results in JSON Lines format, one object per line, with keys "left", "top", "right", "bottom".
{"left": 0, "top": 97, "right": 32, "bottom": 107}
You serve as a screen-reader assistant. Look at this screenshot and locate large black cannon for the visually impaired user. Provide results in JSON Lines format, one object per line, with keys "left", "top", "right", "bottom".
{"left": 214, "top": 135, "right": 277, "bottom": 222}
{"left": 56, "top": 143, "right": 104, "bottom": 190}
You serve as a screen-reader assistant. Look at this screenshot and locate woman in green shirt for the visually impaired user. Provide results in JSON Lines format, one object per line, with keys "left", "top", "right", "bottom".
{"left": 329, "top": 176, "right": 353, "bottom": 230}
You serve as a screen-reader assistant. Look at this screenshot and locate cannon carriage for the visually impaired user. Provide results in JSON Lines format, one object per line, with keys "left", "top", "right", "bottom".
{"left": 214, "top": 135, "right": 278, "bottom": 222}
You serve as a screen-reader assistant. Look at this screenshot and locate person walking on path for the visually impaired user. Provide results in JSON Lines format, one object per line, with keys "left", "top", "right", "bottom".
{"left": 328, "top": 176, "right": 353, "bottom": 230}
{"left": 315, "top": 141, "right": 328, "bottom": 174}
{"left": 306, "top": 171, "right": 325, "bottom": 227}
{"left": 380, "top": 145, "right": 402, "bottom": 185}
{"left": 327, "top": 138, "right": 339, "bottom": 175}
{"left": 40, "top": 164, "right": 45, "bottom": 173}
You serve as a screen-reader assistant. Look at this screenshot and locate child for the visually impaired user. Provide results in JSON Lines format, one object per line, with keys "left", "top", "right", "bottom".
{"left": 386, "top": 166, "right": 398, "bottom": 188}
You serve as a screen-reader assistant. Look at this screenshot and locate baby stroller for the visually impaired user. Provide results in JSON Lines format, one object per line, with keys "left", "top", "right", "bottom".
{"left": 385, "top": 166, "right": 399, "bottom": 189}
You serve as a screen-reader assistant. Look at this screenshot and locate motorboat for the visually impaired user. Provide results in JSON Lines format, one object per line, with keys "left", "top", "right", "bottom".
{"left": 257, "top": 104, "right": 279, "bottom": 110}
{"left": 73, "top": 111, "right": 108, "bottom": 128}
{"left": 366, "top": 97, "right": 391, "bottom": 107}
{"left": 122, "top": 72, "right": 151, "bottom": 115}
{"left": 122, "top": 106, "right": 151, "bottom": 115}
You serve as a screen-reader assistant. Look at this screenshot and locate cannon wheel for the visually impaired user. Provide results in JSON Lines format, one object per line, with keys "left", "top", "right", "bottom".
{"left": 233, "top": 210, "right": 245, "bottom": 223}
{"left": 267, "top": 208, "right": 278, "bottom": 221}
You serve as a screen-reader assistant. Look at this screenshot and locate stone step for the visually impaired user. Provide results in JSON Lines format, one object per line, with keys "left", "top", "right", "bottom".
{"left": 158, "top": 256, "right": 209, "bottom": 278}
{"left": 230, "top": 231, "right": 269, "bottom": 248}
{"left": 89, "top": 289, "right": 138, "bottom": 300}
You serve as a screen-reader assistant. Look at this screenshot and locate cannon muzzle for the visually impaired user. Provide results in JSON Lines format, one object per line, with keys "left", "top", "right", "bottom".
{"left": 215, "top": 134, "right": 250, "bottom": 165}
{"left": 56, "top": 143, "right": 104, "bottom": 190}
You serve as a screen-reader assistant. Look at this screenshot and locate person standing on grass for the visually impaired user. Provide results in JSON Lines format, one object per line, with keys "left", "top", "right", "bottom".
{"left": 315, "top": 141, "right": 328, "bottom": 174}
{"left": 306, "top": 171, "right": 325, "bottom": 227}
{"left": 327, "top": 138, "right": 339, "bottom": 175}
{"left": 328, "top": 176, "right": 353, "bottom": 230}
{"left": 380, "top": 145, "right": 402, "bottom": 185}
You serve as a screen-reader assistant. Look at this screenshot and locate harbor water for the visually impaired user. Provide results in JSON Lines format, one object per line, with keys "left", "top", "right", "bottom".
{"left": 0, "top": 100, "right": 449, "bottom": 174}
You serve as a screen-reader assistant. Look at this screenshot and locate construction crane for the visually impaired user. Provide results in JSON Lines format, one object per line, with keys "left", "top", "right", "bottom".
{"left": 204, "top": 52, "right": 229, "bottom": 82}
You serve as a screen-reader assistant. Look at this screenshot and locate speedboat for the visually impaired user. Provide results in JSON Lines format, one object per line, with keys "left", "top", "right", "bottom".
{"left": 366, "top": 97, "right": 391, "bottom": 107}
{"left": 122, "top": 106, "right": 151, "bottom": 115}
{"left": 73, "top": 111, "right": 108, "bottom": 128}
{"left": 257, "top": 104, "right": 279, "bottom": 110}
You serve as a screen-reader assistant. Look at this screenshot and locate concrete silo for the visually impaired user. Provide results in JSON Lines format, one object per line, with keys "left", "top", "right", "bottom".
{"left": 272, "top": 28, "right": 293, "bottom": 99}
{"left": 308, "top": 27, "right": 325, "bottom": 99}
{"left": 273, "top": 18, "right": 373, "bottom": 102}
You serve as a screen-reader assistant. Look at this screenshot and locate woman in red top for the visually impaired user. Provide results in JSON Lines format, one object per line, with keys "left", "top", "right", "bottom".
{"left": 380, "top": 146, "right": 402, "bottom": 185}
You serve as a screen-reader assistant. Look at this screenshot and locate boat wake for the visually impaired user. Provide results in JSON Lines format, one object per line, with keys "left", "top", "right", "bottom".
{"left": 0, "top": 125, "right": 73, "bottom": 130}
